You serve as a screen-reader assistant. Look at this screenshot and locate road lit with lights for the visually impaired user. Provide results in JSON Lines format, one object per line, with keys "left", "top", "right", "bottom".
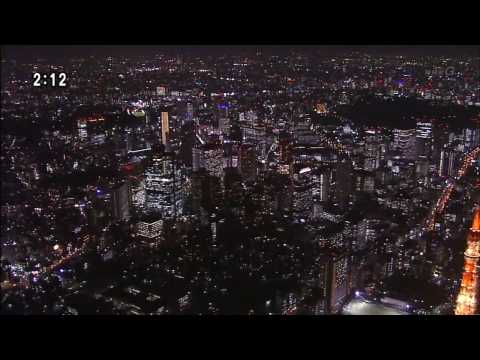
{"left": 425, "top": 147, "right": 480, "bottom": 232}
{"left": 1, "top": 235, "right": 93, "bottom": 291}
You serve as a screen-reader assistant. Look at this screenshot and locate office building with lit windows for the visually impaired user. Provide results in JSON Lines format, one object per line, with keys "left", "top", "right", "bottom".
{"left": 393, "top": 128, "right": 416, "bottom": 160}
{"left": 326, "top": 253, "right": 350, "bottom": 314}
{"left": 203, "top": 144, "right": 224, "bottom": 179}
{"left": 137, "top": 218, "right": 163, "bottom": 240}
{"left": 144, "top": 147, "right": 184, "bottom": 218}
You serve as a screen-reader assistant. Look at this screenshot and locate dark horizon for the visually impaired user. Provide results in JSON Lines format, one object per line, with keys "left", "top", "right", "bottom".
{"left": 3, "top": 45, "right": 479, "bottom": 61}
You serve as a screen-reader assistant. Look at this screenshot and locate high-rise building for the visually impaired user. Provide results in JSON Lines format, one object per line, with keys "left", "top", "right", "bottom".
{"left": 364, "top": 129, "right": 380, "bottom": 171}
{"left": 464, "top": 128, "right": 480, "bottom": 151}
{"left": 191, "top": 169, "right": 209, "bottom": 214}
{"left": 137, "top": 218, "right": 163, "bottom": 240}
{"left": 415, "top": 121, "right": 433, "bottom": 159}
{"left": 455, "top": 208, "right": 480, "bottom": 315}
{"left": 111, "top": 181, "right": 131, "bottom": 221}
{"left": 292, "top": 167, "right": 314, "bottom": 219}
{"left": 438, "top": 149, "right": 458, "bottom": 177}
{"left": 186, "top": 102, "right": 194, "bottom": 123}
{"left": 416, "top": 121, "right": 433, "bottom": 139}
{"left": 203, "top": 144, "right": 224, "bottom": 179}
{"left": 393, "top": 129, "right": 416, "bottom": 160}
{"left": 77, "top": 119, "right": 88, "bottom": 141}
{"left": 278, "top": 133, "right": 293, "bottom": 165}
{"left": 218, "top": 117, "right": 229, "bottom": 135}
{"left": 335, "top": 157, "right": 353, "bottom": 208}
{"left": 192, "top": 146, "right": 203, "bottom": 172}
{"left": 161, "top": 111, "right": 170, "bottom": 149}
{"left": 415, "top": 156, "right": 430, "bottom": 179}
{"left": 145, "top": 148, "right": 184, "bottom": 218}
{"left": 355, "top": 219, "right": 379, "bottom": 251}
{"left": 439, "top": 149, "right": 447, "bottom": 177}
{"left": 238, "top": 143, "right": 257, "bottom": 182}
{"left": 326, "top": 253, "right": 350, "bottom": 314}
{"left": 312, "top": 166, "right": 332, "bottom": 203}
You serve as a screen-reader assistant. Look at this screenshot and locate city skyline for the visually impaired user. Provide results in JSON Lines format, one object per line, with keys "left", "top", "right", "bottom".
{"left": 1, "top": 45, "right": 479, "bottom": 315}
{"left": 3, "top": 45, "right": 479, "bottom": 61}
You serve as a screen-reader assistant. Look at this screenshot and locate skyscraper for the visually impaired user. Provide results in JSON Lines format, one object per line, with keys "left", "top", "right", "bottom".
{"left": 192, "top": 146, "right": 203, "bottom": 172}
{"left": 238, "top": 143, "right": 257, "bottom": 182}
{"left": 326, "top": 253, "right": 350, "bottom": 314}
{"left": 455, "top": 208, "right": 480, "bottom": 315}
{"left": 438, "top": 149, "right": 458, "bottom": 177}
{"left": 464, "top": 128, "right": 480, "bottom": 150}
{"left": 335, "top": 157, "right": 353, "bottom": 208}
{"left": 364, "top": 129, "right": 380, "bottom": 171}
{"left": 393, "top": 129, "right": 416, "bottom": 160}
{"left": 203, "top": 144, "right": 224, "bottom": 179}
{"left": 111, "top": 180, "right": 131, "bottom": 221}
{"left": 145, "top": 147, "right": 184, "bottom": 218}
{"left": 415, "top": 121, "right": 433, "bottom": 159}
{"left": 186, "top": 102, "right": 194, "bottom": 123}
{"left": 312, "top": 166, "right": 332, "bottom": 203}
{"left": 292, "top": 166, "right": 314, "bottom": 219}
{"left": 161, "top": 111, "right": 170, "bottom": 149}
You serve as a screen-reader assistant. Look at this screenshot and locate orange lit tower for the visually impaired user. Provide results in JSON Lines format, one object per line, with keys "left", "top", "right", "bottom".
{"left": 455, "top": 208, "right": 480, "bottom": 315}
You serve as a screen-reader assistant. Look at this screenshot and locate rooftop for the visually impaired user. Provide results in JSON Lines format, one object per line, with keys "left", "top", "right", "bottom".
{"left": 342, "top": 299, "right": 408, "bottom": 315}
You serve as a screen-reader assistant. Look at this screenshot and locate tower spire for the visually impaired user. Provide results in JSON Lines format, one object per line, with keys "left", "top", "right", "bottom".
{"left": 472, "top": 208, "right": 480, "bottom": 231}
{"left": 455, "top": 207, "right": 480, "bottom": 315}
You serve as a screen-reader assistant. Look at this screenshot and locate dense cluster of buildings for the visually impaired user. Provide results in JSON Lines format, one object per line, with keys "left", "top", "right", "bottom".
{"left": 1, "top": 49, "right": 480, "bottom": 315}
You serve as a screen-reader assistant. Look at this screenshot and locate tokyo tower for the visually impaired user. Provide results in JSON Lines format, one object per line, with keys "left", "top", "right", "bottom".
{"left": 455, "top": 208, "right": 480, "bottom": 315}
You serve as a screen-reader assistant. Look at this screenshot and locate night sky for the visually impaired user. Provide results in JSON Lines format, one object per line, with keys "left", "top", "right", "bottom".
{"left": 3, "top": 45, "right": 479, "bottom": 61}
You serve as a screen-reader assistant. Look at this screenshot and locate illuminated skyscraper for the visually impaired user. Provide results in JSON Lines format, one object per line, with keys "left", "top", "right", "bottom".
{"left": 415, "top": 121, "right": 433, "bottom": 159}
{"left": 439, "top": 149, "right": 458, "bottom": 177}
{"left": 464, "top": 128, "right": 480, "bottom": 150}
{"left": 312, "top": 166, "right": 332, "bottom": 204}
{"left": 161, "top": 111, "right": 170, "bottom": 149}
{"left": 77, "top": 118, "right": 88, "bottom": 141}
{"left": 203, "top": 144, "right": 224, "bottom": 179}
{"left": 292, "top": 166, "right": 314, "bottom": 219}
{"left": 326, "top": 253, "right": 350, "bottom": 314}
{"left": 364, "top": 129, "right": 380, "bottom": 171}
{"left": 455, "top": 208, "right": 480, "bottom": 315}
{"left": 145, "top": 147, "right": 184, "bottom": 218}
{"left": 393, "top": 129, "right": 416, "bottom": 160}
